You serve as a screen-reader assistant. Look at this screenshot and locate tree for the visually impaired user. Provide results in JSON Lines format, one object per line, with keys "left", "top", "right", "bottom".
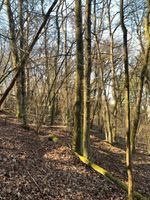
{"left": 107, "top": 0, "right": 118, "bottom": 143}
{"left": 0, "top": 0, "right": 59, "bottom": 108}
{"left": 131, "top": 0, "right": 150, "bottom": 154}
{"left": 73, "top": 0, "right": 84, "bottom": 155}
{"left": 5, "top": 0, "right": 21, "bottom": 119}
{"left": 63, "top": 0, "right": 70, "bottom": 128}
{"left": 120, "top": 0, "right": 133, "bottom": 199}
{"left": 5, "top": 0, "right": 30, "bottom": 126}
{"left": 83, "top": 0, "right": 92, "bottom": 158}
{"left": 18, "top": 0, "right": 27, "bottom": 126}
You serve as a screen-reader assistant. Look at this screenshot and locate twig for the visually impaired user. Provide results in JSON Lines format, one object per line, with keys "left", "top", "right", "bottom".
{"left": 27, "top": 170, "right": 42, "bottom": 193}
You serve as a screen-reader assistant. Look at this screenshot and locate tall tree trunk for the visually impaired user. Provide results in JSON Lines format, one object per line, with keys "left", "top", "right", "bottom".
{"left": 6, "top": 0, "right": 27, "bottom": 125}
{"left": 94, "top": 34, "right": 113, "bottom": 144}
{"left": 41, "top": 0, "right": 51, "bottom": 124}
{"left": 120, "top": 0, "right": 133, "bottom": 199}
{"left": 107, "top": 0, "right": 117, "bottom": 143}
{"left": 83, "top": 0, "right": 91, "bottom": 158}
{"left": 19, "top": 0, "right": 27, "bottom": 126}
{"left": 25, "top": 0, "right": 30, "bottom": 110}
{"left": 131, "top": 0, "right": 150, "bottom": 154}
{"left": 64, "top": 0, "right": 70, "bottom": 127}
{"left": 50, "top": 5, "right": 60, "bottom": 125}
{"left": 73, "top": 0, "right": 84, "bottom": 155}
{"left": 5, "top": 0, "right": 20, "bottom": 118}
{"left": 93, "top": 0, "right": 112, "bottom": 141}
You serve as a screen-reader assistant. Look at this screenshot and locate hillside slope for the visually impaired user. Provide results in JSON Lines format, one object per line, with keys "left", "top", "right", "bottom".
{"left": 0, "top": 113, "right": 149, "bottom": 200}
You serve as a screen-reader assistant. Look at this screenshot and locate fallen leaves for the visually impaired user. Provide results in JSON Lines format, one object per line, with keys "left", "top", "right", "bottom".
{"left": 0, "top": 115, "right": 150, "bottom": 200}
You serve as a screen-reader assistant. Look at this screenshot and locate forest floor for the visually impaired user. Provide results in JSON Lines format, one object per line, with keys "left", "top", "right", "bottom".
{"left": 0, "top": 111, "right": 150, "bottom": 200}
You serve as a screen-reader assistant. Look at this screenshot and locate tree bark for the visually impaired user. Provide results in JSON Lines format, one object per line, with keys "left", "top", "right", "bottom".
{"left": 107, "top": 0, "right": 118, "bottom": 143}
{"left": 5, "top": 0, "right": 21, "bottom": 118}
{"left": 50, "top": 5, "right": 60, "bottom": 125}
{"left": 83, "top": 0, "right": 92, "bottom": 158}
{"left": 19, "top": 0, "right": 27, "bottom": 126}
{"left": 73, "top": 0, "right": 84, "bottom": 155}
{"left": 131, "top": 0, "right": 150, "bottom": 154}
{"left": 120, "top": 0, "right": 133, "bottom": 199}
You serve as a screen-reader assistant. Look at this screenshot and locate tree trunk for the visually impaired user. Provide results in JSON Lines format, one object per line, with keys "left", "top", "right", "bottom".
{"left": 50, "top": 5, "right": 60, "bottom": 125}
{"left": 5, "top": 0, "right": 20, "bottom": 118}
{"left": 120, "top": 0, "right": 133, "bottom": 199}
{"left": 83, "top": 0, "right": 92, "bottom": 158}
{"left": 19, "top": 0, "right": 27, "bottom": 126}
{"left": 73, "top": 0, "right": 84, "bottom": 155}
{"left": 64, "top": 0, "right": 70, "bottom": 128}
{"left": 131, "top": 1, "right": 150, "bottom": 154}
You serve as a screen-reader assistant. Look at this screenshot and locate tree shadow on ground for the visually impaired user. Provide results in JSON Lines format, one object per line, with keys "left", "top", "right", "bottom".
{"left": 0, "top": 116, "right": 149, "bottom": 200}
{"left": 89, "top": 130, "right": 150, "bottom": 199}
{"left": 0, "top": 117, "right": 128, "bottom": 200}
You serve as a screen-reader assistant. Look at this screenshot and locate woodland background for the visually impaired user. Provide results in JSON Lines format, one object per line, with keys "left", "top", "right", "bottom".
{"left": 0, "top": 0, "right": 150, "bottom": 199}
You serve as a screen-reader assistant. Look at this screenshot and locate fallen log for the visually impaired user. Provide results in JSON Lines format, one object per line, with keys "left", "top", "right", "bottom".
{"left": 75, "top": 152, "right": 148, "bottom": 200}
{"left": 40, "top": 134, "right": 148, "bottom": 200}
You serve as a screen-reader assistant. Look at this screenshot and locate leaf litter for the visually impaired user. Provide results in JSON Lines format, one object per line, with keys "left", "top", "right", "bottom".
{"left": 0, "top": 113, "right": 150, "bottom": 200}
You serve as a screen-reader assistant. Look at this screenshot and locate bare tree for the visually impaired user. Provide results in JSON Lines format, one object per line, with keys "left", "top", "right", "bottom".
{"left": 0, "top": 0, "right": 59, "bottom": 108}
{"left": 120, "top": 0, "right": 133, "bottom": 199}
{"left": 83, "top": 0, "right": 92, "bottom": 158}
{"left": 73, "top": 0, "right": 84, "bottom": 155}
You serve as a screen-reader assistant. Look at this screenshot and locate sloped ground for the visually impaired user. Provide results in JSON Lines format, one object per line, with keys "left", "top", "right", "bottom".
{"left": 0, "top": 113, "right": 149, "bottom": 200}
